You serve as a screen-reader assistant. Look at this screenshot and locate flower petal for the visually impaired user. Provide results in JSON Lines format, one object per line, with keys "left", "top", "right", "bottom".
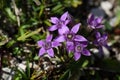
{"left": 71, "top": 23, "right": 81, "bottom": 34}
{"left": 65, "top": 20, "right": 70, "bottom": 25}
{"left": 58, "top": 25, "right": 69, "bottom": 35}
{"left": 75, "top": 35, "right": 88, "bottom": 42}
{"left": 37, "top": 40, "right": 44, "bottom": 47}
{"left": 96, "top": 25, "right": 104, "bottom": 29}
{"left": 102, "top": 33, "right": 108, "bottom": 40}
{"left": 52, "top": 41, "right": 60, "bottom": 47}
{"left": 49, "top": 25, "right": 58, "bottom": 31}
{"left": 47, "top": 48, "right": 54, "bottom": 57}
{"left": 95, "top": 32, "right": 101, "bottom": 38}
{"left": 95, "top": 17, "right": 102, "bottom": 24}
{"left": 54, "top": 35, "right": 65, "bottom": 42}
{"left": 74, "top": 52, "right": 81, "bottom": 61}
{"left": 66, "top": 41, "right": 74, "bottom": 52}
{"left": 50, "top": 17, "right": 59, "bottom": 24}
{"left": 46, "top": 34, "right": 53, "bottom": 41}
{"left": 82, "top": 49, "right": 91, "bottom": 56}
{"left": 39, "top": 48, "right": 46, "bottom": 56}
{"left": 87, "top": 14, "right": 94, "bottom": 24}
{"left": 60, "top": 12, "right": 68, "bottom": 21}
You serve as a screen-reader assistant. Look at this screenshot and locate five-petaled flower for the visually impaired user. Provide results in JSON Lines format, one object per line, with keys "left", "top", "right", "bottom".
{"left": 49, "top": 12, "right": 70, "bottom": 35}
{"left": 54, "top": 23, "right": 88, "bottom": 52}
{"left": 73, "top": 42, "right": 91, "bottom": 61}
{"left": 37, "top": 35, "right": 60, "bottom": 57}
{"left": 87, "top": 14, "right": 104, "bottom": 29}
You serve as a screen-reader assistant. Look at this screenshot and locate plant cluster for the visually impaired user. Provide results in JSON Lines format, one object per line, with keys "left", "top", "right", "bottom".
{"left": 37, "top": 12, "right": 108, "bottom": 61}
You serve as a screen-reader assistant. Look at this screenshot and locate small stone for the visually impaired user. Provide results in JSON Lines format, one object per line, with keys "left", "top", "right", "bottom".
{"left": 2, "top": 67, "right": 14, "bottom": 80}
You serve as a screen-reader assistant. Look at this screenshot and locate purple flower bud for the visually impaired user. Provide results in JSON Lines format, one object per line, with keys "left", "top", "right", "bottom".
{"left": 94, "top": 32, "right": 108, "bottom": 47}
{"left": 93, "top": 32, "right": 108, "bottom": 55}
{"left": 87, "top": 14, "right": 104, "bottom": 29}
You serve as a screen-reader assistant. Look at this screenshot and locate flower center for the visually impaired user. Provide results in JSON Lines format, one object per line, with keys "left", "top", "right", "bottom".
{"left": 67, "top": 34, "right": 73, "bottom": 39}
{"left": 44, "top": 41, "right": 52, "bottom": 50}
{"left": 75, "top": 45, "right": 82, "bottom": 52}
{"left": 66, "top": 33, "right": 74, "bottom": 41}
{"left": 57, "top": 21, "right": 63, "bottom": 28}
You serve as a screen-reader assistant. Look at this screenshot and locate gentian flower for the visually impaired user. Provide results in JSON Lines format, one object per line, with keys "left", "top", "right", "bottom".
{"left": 49, "top": 12, "right": 70, "bottom": 35}
{"left": 37, "top": 35, "right": 60, "bottom": 57}
{"left": 87, "top": 14, "right": 104, "bottom": 29}
{"left": 55, "top": 23, "right": 88, "bottom": 52}
{"left": 94, "top": 32, "right": 108, "bottom": 47}
{"left": 93, "top": 32, "right": 108, "bottom": 54}
{"left": 55, "top": 23, "right": 87, "bottom": 42}
{"left": 73, "top": 42, "right": 91, "bottom": 61}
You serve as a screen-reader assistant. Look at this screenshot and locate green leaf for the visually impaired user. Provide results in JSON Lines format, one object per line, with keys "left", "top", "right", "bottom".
{"left": 81, "top": 60, "right": 89, "bottom": 68}
{"left": 26, "top": 60, "right": 30, "bottom": 79}
{"left": 34, "top": 55, "right": 39, "bottom": 60}
{"left": 5, "top": 8, "right": 16, "bottom": 21}
{"left": 17, "top": 69, "right": 28, "bottom": 80}
{"left": 17, "top": 28, "right": 42, "bottom": 41}
{"left": 59, "top": 69, "right": 70, "bottom": 80}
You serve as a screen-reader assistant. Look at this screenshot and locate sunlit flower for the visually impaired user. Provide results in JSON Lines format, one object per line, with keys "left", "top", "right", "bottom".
{"left": 37, "top": 35, "right": 60, "bottom": 57}
{"left": 54, "top": 23, "right": 87, "bottom": 42}
{"left": 49, "top": 12, "right": 70, "bottom": 35}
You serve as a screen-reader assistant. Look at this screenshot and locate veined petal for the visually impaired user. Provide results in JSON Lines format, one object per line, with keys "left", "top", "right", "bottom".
{"left": 46, "top": 34, "right": 53, "bottom": 41}
{"left": 71, "top": 23, "right": 81, "bottom": 34}
{"left": 66, "top": 41, "right": 74, "bottom": 52}
{"left": 39, "top": 48, "right": 46, "bottom": 56}
{"left": 52, "top": 41, "right": 60, "bottom": 47}
{"left": 75, "top": 35, "right": 88, "bottom": 42}
{"left": 50, "top": 17, "right": 59, "bottom": 24}
{"left": 82, "top": 49, "right": 91, "bottom": 56}
{"left": 37, "top": 40, "right": 44, "bottom": 47}
{"left": 65, "top": 20, "right": 70, "bottom": 25}
{"left": 74, "top": 52, "right": 81, "bottom": 61}
{"left": 49, "top": 25, "right": 58, "bottom": 31}
{"left": 54, "top": 36, "right": 65, "bottom": 42}
{"left": 60, "top": 11, "right": 68, "bottom": 21}
{"left": 47, "top": 48, "right": 54, "bottom": 57}
{"left": 58, "top": 25, "right": 69, "bottom": 35}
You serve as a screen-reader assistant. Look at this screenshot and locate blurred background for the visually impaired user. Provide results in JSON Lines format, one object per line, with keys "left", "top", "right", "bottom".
{"left": 0, "top": 0, "right": 120, "bottom": 80}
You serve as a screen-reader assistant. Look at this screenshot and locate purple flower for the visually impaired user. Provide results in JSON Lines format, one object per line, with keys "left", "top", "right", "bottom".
{"left": 74, "top": 42, "right": 91, "bottom": 61}
{"left": 37, "top": 35, "right": 60, "bottom": 57}
{"left": 94, "top": 32, "right": 108, "bottom": 47}
{"left": 93, "top": 32, "right": 108, "bottom": 54}
{"left": 55, "top": 23, "right": 87, "bottom": 42}
{"left": 87, "top": 14, "right": 104, "bottom": 29}
{"left": 55, "top": 23, "right": 88, "bottom": 52}
{"left": 66, "top": 41, "right": 91, "bottom": 61}
{"left": 49, "top": 12, "right": 70, "bottom": 35}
